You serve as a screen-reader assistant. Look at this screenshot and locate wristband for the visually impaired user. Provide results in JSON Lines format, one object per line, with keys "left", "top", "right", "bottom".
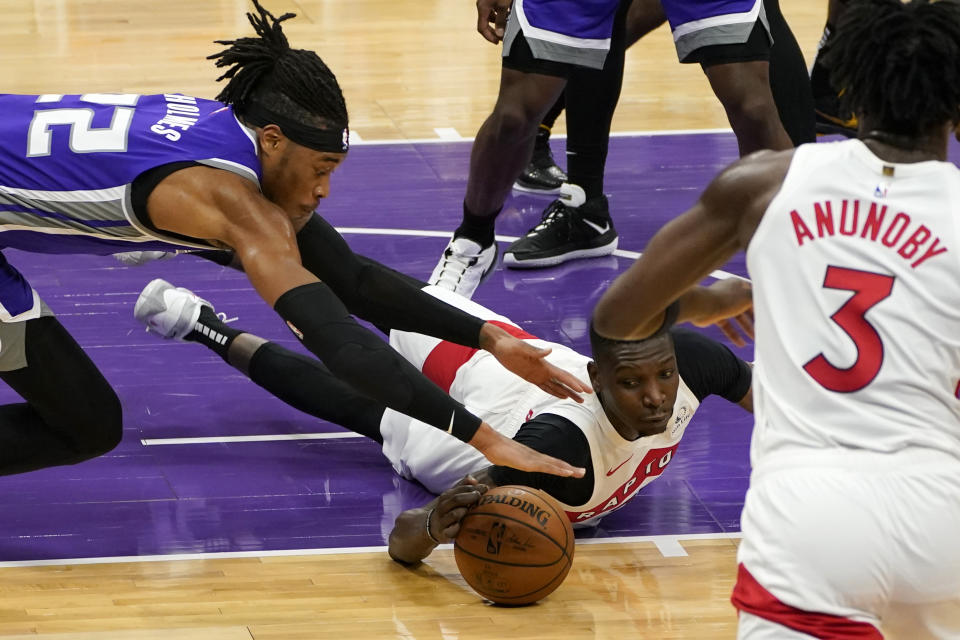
{"left": 424, "top": 508, "right": 442, "bottom": 544}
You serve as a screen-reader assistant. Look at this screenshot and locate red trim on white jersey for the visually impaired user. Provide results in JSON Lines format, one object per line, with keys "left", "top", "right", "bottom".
{"left": 731, "top": 563, "right": 883, "bottom": 639}
{"left": 421, "top": 321, "right": 536, "bottom": 392}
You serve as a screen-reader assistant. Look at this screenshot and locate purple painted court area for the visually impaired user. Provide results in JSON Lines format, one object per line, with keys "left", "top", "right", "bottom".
{"left": 0, "top": 132, "right": 754, "bottom": 562}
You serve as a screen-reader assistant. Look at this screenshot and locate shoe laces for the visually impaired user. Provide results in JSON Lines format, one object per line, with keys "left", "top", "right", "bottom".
{"left": 530, "top": 200, "right": 573, "bottom": 234}
{"left": 435, "top": 248, "right": 478, "bottom": 289}
{"left": 216, "top": 311, "right": 238, "bottom": 324}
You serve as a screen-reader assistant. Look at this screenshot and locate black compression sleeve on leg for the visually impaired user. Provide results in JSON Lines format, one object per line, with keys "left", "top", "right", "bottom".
{"left": 248, "top": 342, "right": 387, "bottom": 444}
{"left": 564, "top": 0, "right": 630, "bottom": 200}
{"left": 273, "top": 282, "right": 482, "bottom": 442}
{"left": 296, "top": 215, "right": 485, "bottom": 347}
{"left": 765, "top": 0, "right": 816, "bottom": 145}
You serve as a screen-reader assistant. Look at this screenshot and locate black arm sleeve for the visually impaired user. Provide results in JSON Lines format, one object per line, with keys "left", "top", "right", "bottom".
{"left": 672, "top": 328, "right": 752, "bottom": 403}
{"left": 274, "top": 282, "right": 482, "bottom": 442}
{"left": 488, "top": 414, "right": 595, "bottom": 506}
{"left": 296, "top": 214, "right": 486, "bottom": 348}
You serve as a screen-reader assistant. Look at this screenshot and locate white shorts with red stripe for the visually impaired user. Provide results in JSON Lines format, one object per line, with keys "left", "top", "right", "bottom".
{"left": 733, "top": 448, "right": 960, "bottom": 639}
{"left": 379, "top": 286, "right": 590, "bottom": 493}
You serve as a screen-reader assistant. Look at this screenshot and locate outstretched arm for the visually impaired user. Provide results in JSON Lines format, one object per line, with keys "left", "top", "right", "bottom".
{"left": 592, "top": 150, "right": 793, "bottom": 341}
{"left": 297, "top": 215, "right": 591, "bottom": 402}
{"left": 146, "top": 167, "right": 583, "bottom": 478}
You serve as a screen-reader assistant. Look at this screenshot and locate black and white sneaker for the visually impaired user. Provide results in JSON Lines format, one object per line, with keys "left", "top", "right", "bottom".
{"left": 504, "top": 183, "right": 618, "bottom": 269}
{"left": 428, "top": 236, "right": 499, "bottom": 299}
{"left": 513, "top": 127, "right": 567, "bottom": 195}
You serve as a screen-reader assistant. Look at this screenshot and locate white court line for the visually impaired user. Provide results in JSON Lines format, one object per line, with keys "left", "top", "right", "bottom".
{"left": 140, "top": 432, "right": 363, "bottom": 446}
{"left": 433, "top": 127, "right": 464, "bottom": 140}
{"left": 349, "top": 127, "right": 733, "bottom": 147}
{"left": 335, "top": 227, "right": 746, "bottom": 281}
{"left": 0, "top": 532, "right": 742, "bottom": 568}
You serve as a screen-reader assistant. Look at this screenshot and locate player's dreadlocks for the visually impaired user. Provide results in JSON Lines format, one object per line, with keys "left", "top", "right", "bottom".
{"left": 209, "top": 0, "right": 349, "bottom": 151}
{"left": 824, "top": 0, "right": 960, "bottom": 136}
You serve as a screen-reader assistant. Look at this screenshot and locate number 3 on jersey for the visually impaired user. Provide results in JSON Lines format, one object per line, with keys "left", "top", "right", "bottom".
{"left": 803, "top": 266, "right": 895, "bottom": 393}
{"left": 27, "top": 94, "right": 140, "bottom": 157}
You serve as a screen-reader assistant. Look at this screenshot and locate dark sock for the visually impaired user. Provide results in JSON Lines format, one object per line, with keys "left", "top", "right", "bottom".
{"left": 184, "top": 306, "right": 243, "bottom": 360}
{"left": 766, "top": 0, "right": 816, "bottom": 145}
{"left": 454, "top": 202, "right": 499, "bottom": 247}
{"left": 564, "top": 0, "right": 630, "bottom": 201}
{"left": 248, "top": 342, "right": 386, "bottom": 444}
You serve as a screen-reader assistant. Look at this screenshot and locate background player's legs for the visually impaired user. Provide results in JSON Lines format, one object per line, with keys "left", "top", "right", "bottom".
{"left": 462, "top": 68, "right": 567, "bottom": 232}
{"left": 764, "top": 0, "right": 816, "bottom": 145}
{"left": 429, "top": 21, "right": 570, "bottom": 296}
{"left": 0, "top": 316, "right": 122, "bottom": 475}
{"left": 809, "top": 0, "right": 854, "bottom": 135}
{"left": 514, "top": 93, "right": 568, "bottom": 194}
{"left": 703, "top": 58, "right": 792, "bottom": 155}
{"left": 504, "top": 0, "right": 651, "bottom": 269}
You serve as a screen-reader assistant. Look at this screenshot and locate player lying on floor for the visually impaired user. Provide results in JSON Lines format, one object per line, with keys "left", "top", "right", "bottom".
{"left": 133, "top": 277, "right": 753, "bottom": 564}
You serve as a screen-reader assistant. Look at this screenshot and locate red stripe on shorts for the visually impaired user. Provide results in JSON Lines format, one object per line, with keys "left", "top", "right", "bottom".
{"left": 731, "top": 563, "right": 883, "bottom": 639}
{"left": 421, "top": 321, "right": 537, "bottom": 393}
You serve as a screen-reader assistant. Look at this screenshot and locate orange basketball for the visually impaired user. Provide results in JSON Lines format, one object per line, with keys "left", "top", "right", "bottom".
{"left": 454, "top": 485, "right": 574, "bottom": 605}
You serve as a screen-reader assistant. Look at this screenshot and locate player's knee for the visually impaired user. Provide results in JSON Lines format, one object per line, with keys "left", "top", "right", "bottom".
{"left": 490, "top": 103, "right": 539, "bottom": 141}
{"left": 73, "top": 385, "right": 123, "bottom": 458}
{"left": 723, "top": 95, "right": 779, "bottom": 134}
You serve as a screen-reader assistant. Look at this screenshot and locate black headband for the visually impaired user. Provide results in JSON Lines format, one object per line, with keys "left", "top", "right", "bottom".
{"left": 243, "top": 101, "right": 349, "bottom": 153}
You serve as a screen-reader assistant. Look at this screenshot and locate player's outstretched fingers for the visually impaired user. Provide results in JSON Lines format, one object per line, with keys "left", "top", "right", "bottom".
{"left": 716, "top": 318, "right": 747, "bottom": 347}
{"left": 735, "top": 309, "right": 755, "bottom": 339}
{"left": 468, "top": 423, "right": 585, "bottom": 478}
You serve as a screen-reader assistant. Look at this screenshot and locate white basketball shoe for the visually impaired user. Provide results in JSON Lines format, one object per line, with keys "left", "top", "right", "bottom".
{"left": 134, "top": 279, "right": 212, "bottom": 340}
{"left": 428, "top": 236, "right": 498, "bottom": 299}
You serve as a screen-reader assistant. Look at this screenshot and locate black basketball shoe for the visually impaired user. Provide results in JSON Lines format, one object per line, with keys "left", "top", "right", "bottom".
{"left": 504, "top": 183, "right": 618, "bottom": 269}
{"left": 513, "top": 126, "right": 567, "bottom": 195}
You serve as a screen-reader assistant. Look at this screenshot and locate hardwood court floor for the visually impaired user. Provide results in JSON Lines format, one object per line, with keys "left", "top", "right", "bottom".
{"left": 3, "top": 0, "right": 826, "bottom": 139}
{"left": 0, "top": 539, "right": 740, "bottom": 639}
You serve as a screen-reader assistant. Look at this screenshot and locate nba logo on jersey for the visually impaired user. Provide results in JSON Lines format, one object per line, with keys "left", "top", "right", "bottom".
{"left": 874, "top": 182, "right": 890, "bottom": 198}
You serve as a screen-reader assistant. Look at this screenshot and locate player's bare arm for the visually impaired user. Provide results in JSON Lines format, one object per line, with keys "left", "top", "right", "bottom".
{"left": 592, "top": 149, "right": 795, "bottom": 341}
{"left": 389, "top": 472, "right": 496, "bottom": 565}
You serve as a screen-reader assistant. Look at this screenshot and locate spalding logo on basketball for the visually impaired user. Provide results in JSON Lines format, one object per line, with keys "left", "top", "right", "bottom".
{"left": 454, "top": 485, "right": 574, "bottom": 605}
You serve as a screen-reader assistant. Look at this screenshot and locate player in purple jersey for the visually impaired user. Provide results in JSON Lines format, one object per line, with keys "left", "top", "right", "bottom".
{"left": 429, "top": 0, "right": 813, "bottom": 288}
{"left": 0, "top": 0, "right": 591, "bottom": 479}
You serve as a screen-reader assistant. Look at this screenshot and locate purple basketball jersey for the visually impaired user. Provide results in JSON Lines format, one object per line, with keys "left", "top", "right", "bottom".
{"left": 0, "top": 93, "right": 261, "bottom": 317}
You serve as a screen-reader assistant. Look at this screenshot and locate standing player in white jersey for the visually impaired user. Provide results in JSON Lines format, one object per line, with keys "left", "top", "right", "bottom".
{"left": 591, "top": 0, "right": 960, "bottom": 637}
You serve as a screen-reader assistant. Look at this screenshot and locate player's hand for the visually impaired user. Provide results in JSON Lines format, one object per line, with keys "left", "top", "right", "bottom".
{"left": 468, "top": 423, "right": 586, "bottom": 478}
{"left": 479, "top": 323, "right": 592, "bottom": 403}
{"left": 477, "top": 0, "right": 512, "bottom": 44}
{"left": 687, "top": 278, "right": 754, "bottom": 347}
{"left": 429, "top": 478, "right": 489, "bottom": 542}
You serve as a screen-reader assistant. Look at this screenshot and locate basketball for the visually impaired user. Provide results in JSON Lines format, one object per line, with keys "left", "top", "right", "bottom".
{"left": 454, "top": 485, "right": 575, "bottom": 605}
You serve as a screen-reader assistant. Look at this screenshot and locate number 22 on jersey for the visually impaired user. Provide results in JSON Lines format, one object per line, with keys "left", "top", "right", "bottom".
{"left": 26, "top": 94, "right": 140, "bottom": 157}
{"left": 803, "top": 265, "right": 895, "bottom": 393}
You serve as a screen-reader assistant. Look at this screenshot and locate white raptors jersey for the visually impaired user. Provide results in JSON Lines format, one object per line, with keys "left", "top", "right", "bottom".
{"left": 378, "top": 287, "right": 705, "bottom": 525}
{"left": 546, "top": 375, "right": 701, "bottom": 527}
{"left": 747, "top": 139, "right": 960, "bottom": 466}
